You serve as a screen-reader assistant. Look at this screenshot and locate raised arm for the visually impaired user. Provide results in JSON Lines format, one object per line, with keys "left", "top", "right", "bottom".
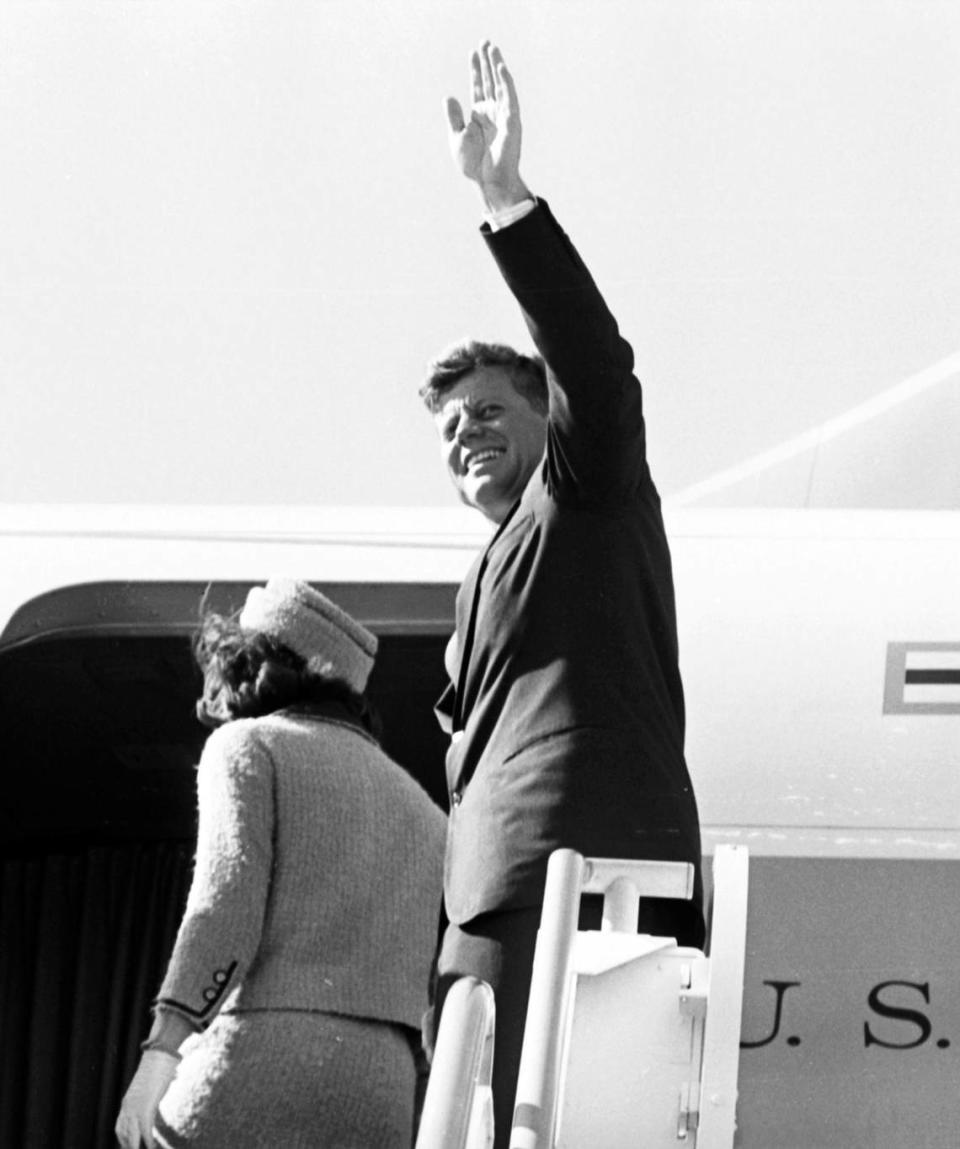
{"left": 446, "top": 43, "right": 651, "bottom": 503}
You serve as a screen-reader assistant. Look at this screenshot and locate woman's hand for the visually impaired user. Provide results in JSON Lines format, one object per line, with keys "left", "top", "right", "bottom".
{"left": 115, "top": 1050, "right": 179, "bottom": 1149}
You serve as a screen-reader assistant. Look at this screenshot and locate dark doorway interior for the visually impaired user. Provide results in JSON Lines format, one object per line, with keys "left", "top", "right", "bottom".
{"left": 0, "top": 581, "right": 453, "bottom": 1147}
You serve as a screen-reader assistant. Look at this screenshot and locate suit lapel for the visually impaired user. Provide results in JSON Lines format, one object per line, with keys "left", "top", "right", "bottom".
{"left": 450, "top": 501, "right": 521, "bottom": 734}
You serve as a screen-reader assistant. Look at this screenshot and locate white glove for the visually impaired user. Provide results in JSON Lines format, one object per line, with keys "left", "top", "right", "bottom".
{"left": 115, "top": 1050, "right": 179, "bottom": 1149}
{"left": 421, "top": 1005, "right": 436, "bottom": 1065}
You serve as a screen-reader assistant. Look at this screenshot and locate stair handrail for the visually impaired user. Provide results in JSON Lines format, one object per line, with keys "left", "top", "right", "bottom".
{"left": 696, "top": 844, "right": 750, "bottom": 1148}
{"left": 416, "top": 974, "right": 496, "bottom": 1149}
{"left": 508, "top": 849, "right": 584, "bottom": 1149}
{"left": 509, "top": 849, "right": 697, "bottom": 1149}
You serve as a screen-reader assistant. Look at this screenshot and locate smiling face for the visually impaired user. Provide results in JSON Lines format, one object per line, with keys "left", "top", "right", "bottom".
{"left": 433, "top": 365, "right": 548, "bottom": 524}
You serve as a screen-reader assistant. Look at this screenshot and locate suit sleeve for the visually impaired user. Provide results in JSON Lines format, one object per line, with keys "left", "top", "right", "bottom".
{"left": 483, "top": 199, "right": 651, "bottom": 505}
{"left": 153, "top": 722, "right": 275, "bottom": 1028}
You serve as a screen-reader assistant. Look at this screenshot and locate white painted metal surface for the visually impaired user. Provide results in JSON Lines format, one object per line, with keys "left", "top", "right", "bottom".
{"left": 509, "top": 847, "right": 748, "bottom": 1149}
{"left": 416, "top": 976, "right": 496, "bottom": 1149}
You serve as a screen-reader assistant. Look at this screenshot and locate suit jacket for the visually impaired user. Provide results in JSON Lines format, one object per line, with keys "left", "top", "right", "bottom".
{"left": 156, "top": 705, "right": 446, "bottom": 1031}
{"left": 441, "top": 201, "right": 703, "bottom": 926}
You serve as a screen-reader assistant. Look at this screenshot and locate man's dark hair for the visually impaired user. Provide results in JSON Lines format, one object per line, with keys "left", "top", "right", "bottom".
{"left": 419, "top": 339, "right": 548, "bottom": 415}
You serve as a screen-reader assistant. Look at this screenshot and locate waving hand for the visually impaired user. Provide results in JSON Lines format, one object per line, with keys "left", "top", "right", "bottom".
{"left": 445, "top": 42, "right": 531, "bottom": 213}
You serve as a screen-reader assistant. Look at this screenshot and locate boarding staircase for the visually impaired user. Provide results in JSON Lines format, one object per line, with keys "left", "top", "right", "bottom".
{"left": 416, "top": 844, "right": 749, "bottom": 1149}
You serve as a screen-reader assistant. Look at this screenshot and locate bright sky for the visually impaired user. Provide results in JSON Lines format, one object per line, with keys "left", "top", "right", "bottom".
{"left": 3, "top": 1, "right": 958, "bottom": 507}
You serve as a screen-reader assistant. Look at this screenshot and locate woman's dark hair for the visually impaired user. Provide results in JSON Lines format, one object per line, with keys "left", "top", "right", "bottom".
{"left": 193, "top": 611, "right": 382, "bottom": 740}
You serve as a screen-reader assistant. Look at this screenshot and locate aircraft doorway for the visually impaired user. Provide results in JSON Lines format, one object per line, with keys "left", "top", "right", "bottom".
{"left": 0, "top": 579, "right": 453, "bottom": 1147}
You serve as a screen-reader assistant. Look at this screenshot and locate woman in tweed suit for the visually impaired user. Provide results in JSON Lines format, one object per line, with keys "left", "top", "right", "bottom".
{"left": 116, "top": 579, "right": 446, "bottom": 1148}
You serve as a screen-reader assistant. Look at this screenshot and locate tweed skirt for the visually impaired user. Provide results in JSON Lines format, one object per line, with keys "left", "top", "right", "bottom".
{"left": 154, "top": 1010, "right": 417, "bottom": 1148}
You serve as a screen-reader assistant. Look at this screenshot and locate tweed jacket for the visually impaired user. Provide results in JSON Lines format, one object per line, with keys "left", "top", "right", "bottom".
{"left": 441, "top": 200, "right": 703, "bottom": 926}
{"left": 155, "top": 705, "right": 446, "bottom": 1031}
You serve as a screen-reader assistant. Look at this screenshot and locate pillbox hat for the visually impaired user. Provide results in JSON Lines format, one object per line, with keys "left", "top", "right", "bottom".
{"left": 239, "top": 578, "right": 378, "bottom": 693}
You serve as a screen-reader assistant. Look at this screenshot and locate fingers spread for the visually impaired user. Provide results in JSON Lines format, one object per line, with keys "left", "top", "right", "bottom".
{"left": 445, "top": 97, "right": 466, "bottom": 133}
{"left": 490, "top": 46, "right": 519, "bottom": 114}
{"left": 479, "top": 41, "right": 496, "bottom": 101}
{"left": 470, "top": 50, "right": 484, "bottom": 105}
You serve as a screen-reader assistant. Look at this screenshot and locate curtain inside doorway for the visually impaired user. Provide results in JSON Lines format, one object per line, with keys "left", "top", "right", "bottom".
{"left": 0, "top": 843, "right": 192, "bottom": 1149}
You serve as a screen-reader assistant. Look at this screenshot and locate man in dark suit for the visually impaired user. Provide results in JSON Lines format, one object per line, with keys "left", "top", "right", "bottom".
{"left": 421, "top": 42, "right": 704, "bottom": 1144}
